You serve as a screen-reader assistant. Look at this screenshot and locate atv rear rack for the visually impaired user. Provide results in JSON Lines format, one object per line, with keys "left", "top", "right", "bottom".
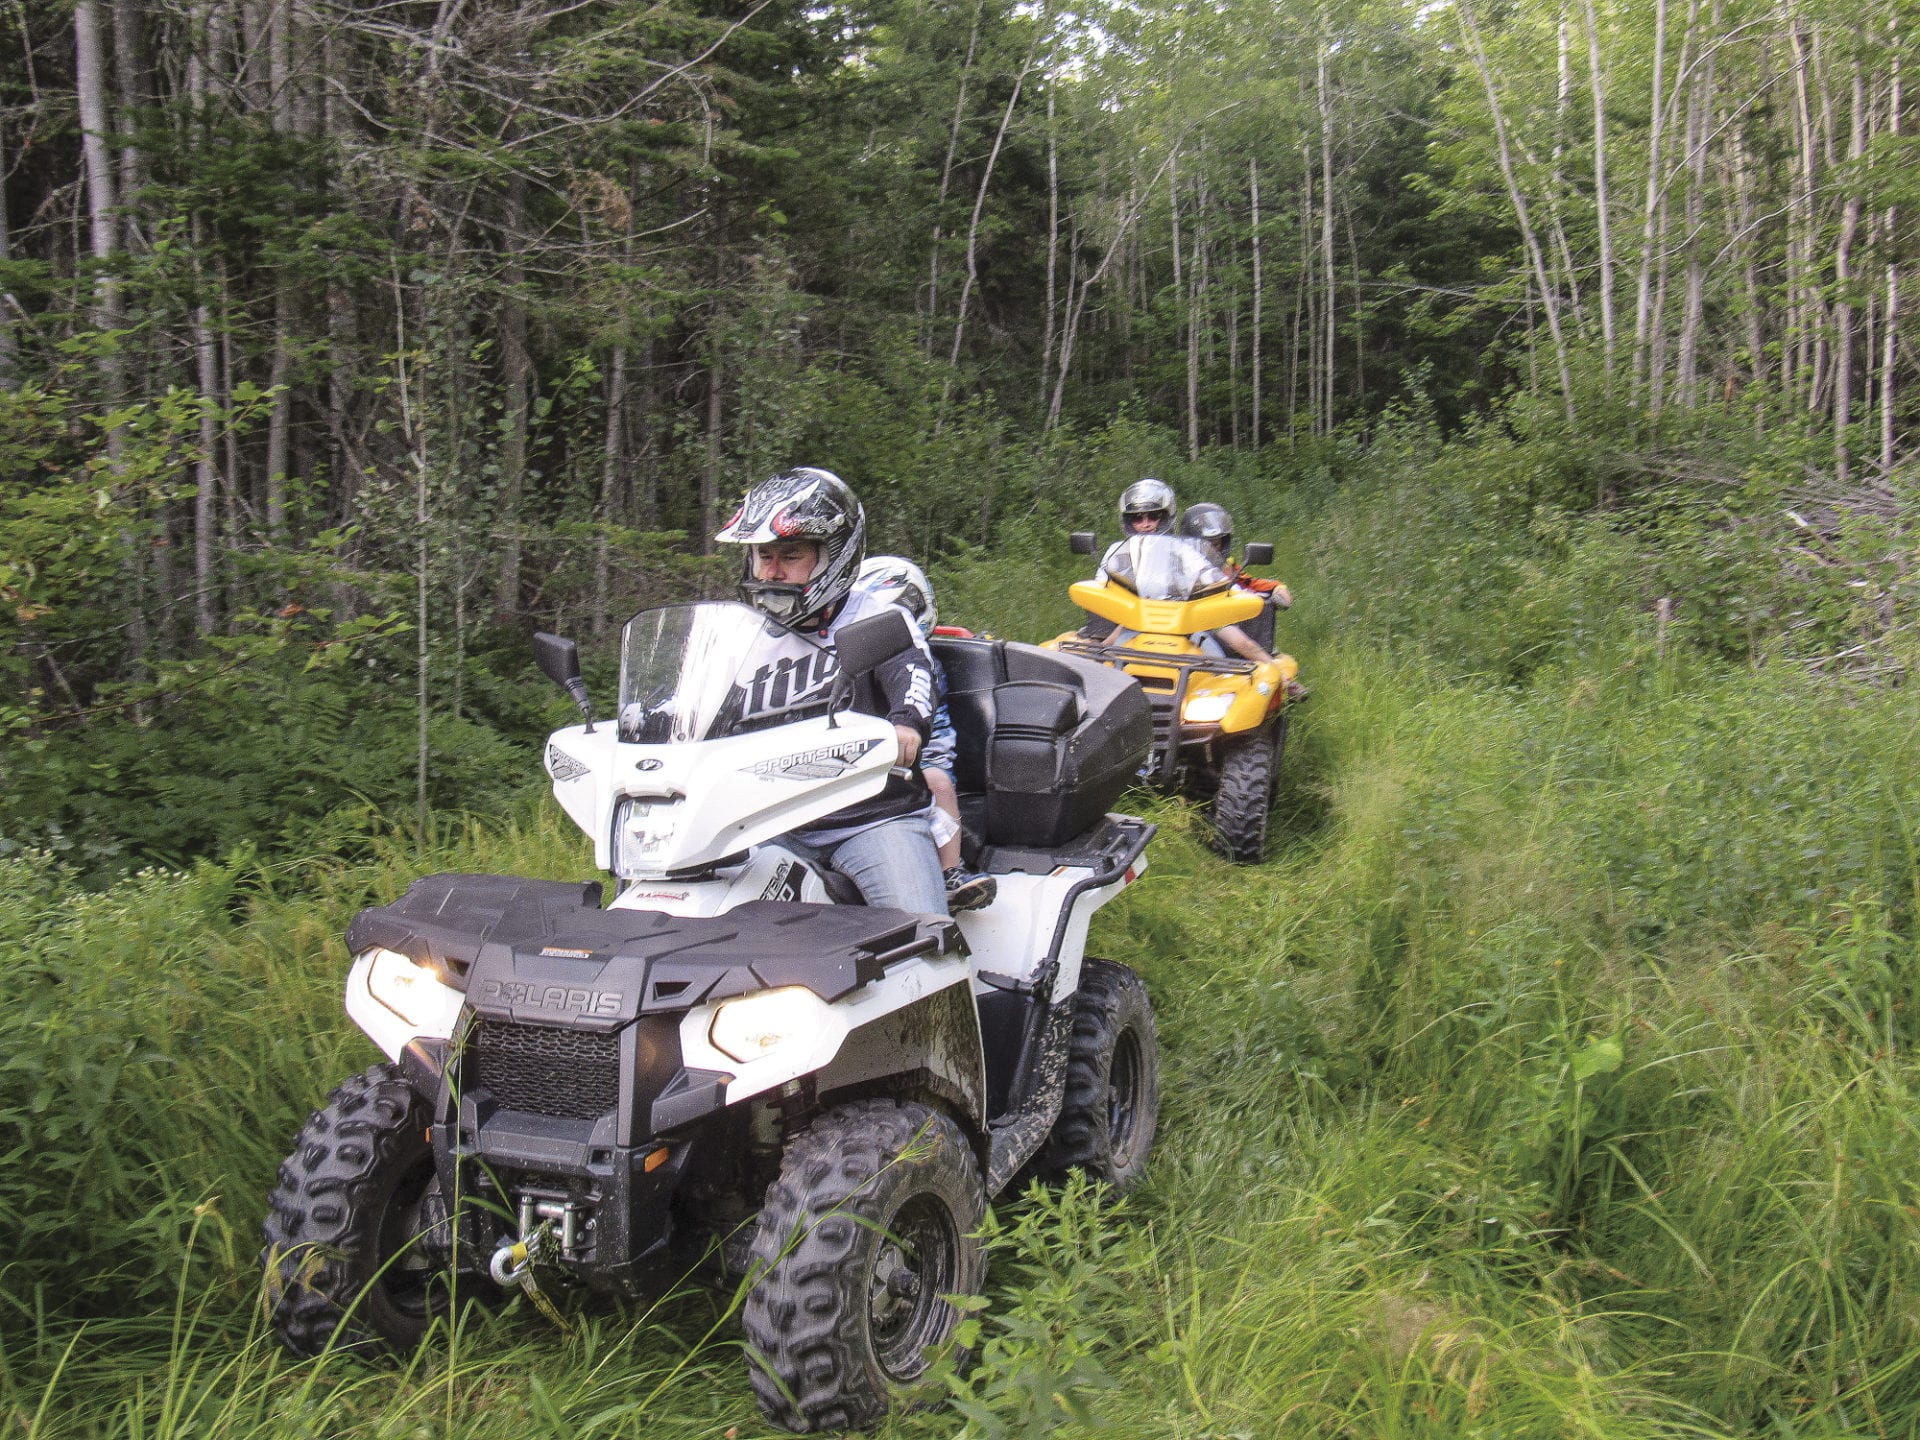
{"left": 1054, "top": 640, "right": 1258, "bottom": 786}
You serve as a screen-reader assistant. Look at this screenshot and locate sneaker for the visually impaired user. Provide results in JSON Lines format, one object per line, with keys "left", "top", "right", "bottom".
{"left": 943, "top": 866, "right": 997, "bottom": 913}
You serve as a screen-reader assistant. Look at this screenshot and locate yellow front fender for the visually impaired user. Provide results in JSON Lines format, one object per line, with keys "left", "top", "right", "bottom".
{"left": 1068, "top": 580, "right": 1264, "bottom": 635}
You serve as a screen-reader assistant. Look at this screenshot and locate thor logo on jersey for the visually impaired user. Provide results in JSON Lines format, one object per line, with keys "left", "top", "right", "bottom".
{"left": 740, "top": 648, "right": 840, "bottom": 722}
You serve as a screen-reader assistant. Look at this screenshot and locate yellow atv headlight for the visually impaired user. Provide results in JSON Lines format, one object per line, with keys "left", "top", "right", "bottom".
{"left": 1182, "top": 693, "right": 1233, "bottom": 724}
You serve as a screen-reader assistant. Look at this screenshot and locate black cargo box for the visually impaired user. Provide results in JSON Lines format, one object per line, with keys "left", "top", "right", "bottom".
{"left": 931, "top": 637, "right": 1150, "bottom": 848}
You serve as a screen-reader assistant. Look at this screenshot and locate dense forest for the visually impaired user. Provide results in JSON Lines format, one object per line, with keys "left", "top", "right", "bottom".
{"left": 5, "top": 1, "right": 1920, "bottom": 1437}
{"left": 4, "top": 0, "right": 1912, "bottom": 870}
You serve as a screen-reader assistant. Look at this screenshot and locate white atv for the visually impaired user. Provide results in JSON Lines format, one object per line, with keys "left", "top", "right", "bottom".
{"left": 261, "top": 600, "right": 1160, "bottom": 1433}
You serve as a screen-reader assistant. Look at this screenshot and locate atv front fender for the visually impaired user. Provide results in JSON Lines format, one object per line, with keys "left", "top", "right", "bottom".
{"left": 677, "top": 950, "right": 985, "bottom": 1130}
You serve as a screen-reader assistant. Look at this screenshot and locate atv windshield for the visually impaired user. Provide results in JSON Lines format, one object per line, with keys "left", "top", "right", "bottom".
{"left": 1101, "top": 534, "right": 1234, "bottom": 601}
{"left": 616, "top": 602, "right": 832, "bottom": 743}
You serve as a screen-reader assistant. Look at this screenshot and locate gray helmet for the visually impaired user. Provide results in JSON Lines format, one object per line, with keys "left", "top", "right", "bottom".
{"left": 1180, "top": 502, "right": 1233, "bottom": 562}
{"left": 715, "top": 467, "right": 866, "bottom": 629}
{"left": 1119, "top": 478, "right": 1177, "bottom": 532}
{"left": 856, "top": 555, "right": 937, "bottom": 638}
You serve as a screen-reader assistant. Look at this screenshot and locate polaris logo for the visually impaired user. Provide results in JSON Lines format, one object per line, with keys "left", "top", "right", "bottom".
{"left": 746, "top": 738, "right": 880, "bottom": 782}
{"left": 482, "top": 979, "right": 623, "bottom": 1016}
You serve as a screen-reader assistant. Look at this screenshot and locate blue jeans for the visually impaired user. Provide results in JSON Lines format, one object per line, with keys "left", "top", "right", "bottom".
{"left": 780, "top": 814, "right": 947, "bottom": 916}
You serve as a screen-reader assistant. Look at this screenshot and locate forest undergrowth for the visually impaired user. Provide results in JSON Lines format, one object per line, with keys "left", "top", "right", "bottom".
{"left": 5, "top": 422, "right": 1919, "bottom": 1438}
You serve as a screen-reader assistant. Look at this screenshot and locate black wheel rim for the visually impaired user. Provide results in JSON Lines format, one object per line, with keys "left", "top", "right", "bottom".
{"left": 371, "top": 1153, "right": 450, "bottom": 1324}
{"left": 1108, "top": 1028, "right": 1146, "bottom": 1164}
{"left": 867, "top": 1193, "right": 960, "bottom": 1380}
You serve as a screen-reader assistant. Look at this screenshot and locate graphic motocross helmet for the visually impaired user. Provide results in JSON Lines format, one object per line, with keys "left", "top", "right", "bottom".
{"left": 856, "top": 555, "right": 937, "bottom": 638}
{"left": 1180, "top": 502, "right": 1234, "bottom": 564}
{"left": 715, "top": 467, "right": 866, "bottom": 629}
{"left": 1119, "top": 477, "right": 1177, "bottom": 534}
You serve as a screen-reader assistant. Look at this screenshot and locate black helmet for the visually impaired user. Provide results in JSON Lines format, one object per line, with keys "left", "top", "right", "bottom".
{"left": 1119, "top": 478, "right": 1177, "bottom": 533}
{"left": 1180, "top": 502, "right": 1233, "bottom": 562}
{"left": 715, "top": 467, "right": 866, "bottom": 629}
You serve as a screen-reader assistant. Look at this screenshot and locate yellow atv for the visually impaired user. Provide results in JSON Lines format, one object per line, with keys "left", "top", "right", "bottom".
{"left": 1046, "top": 532, "right": 1299, "bottom": 863}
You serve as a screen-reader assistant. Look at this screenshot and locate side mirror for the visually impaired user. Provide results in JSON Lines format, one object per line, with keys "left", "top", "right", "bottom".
{"left": 1069, "top": 531, "right": 1097, "bottom": 555}
{"left": 533, "top": 631, "right": 595, "bottom": 732}
{"left": 1242, "top": 542, "right": 1274, "bottom": 567}
{"left": 834, "top": 607, "right": 916, "bottom": 677}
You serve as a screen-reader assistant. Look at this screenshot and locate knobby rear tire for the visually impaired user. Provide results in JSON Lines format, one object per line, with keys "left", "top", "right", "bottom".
{"left": 1037, "top": 957, "right": 1160, "bottom": 1193}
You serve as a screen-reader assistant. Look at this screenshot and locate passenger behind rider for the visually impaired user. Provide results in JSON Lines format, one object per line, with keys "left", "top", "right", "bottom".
{"left": 855, "top": 556, "right": 996, "bottom": 913}
{"left": 714, "top": 467, "right": 950, "bottom": 917}
{"left": 1180, "top": 502, "right": 1308, "bottom": 698}
{"left": 1179, "top": 502, "right": 1292, "bottom": 611}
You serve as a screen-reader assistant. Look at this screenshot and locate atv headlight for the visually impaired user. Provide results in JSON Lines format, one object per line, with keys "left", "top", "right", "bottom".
{"left": 709, "top": 987, "right": 824, "bottom": 1064}
{"left": 611, "top": 796, "right": 685, "bottom": 876}
{"left": 1182, "top": 692, "right": 1233, "bottom": 723}
{"left": 365, "top": 947, "right": 445, "bottom": 1026}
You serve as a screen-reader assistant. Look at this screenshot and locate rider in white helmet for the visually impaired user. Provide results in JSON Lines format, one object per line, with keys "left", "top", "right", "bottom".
{"left": 856, "top": 556, "right": 995, "bottom": 913}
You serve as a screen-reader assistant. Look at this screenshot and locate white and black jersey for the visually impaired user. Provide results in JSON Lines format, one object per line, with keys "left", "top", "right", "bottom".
{"left": 740, "top": 588, "right": 938, "bottom": 843}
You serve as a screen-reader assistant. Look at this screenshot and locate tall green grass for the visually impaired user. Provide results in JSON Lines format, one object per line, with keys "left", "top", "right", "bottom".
{"left": 7, "top": 422, "right": 1919, "bottom": 1436}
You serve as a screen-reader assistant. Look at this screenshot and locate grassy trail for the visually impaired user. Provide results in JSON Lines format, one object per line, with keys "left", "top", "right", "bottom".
{"left": 7, "top": 497, "right": 1920, "bottom": 1438}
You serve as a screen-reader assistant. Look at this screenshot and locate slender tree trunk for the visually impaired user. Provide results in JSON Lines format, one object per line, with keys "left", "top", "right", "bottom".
{"left": 1291, "top": 151, "right": 1310, "bottom": 433}
{"left": 189, "top": 12, "right": 221, "bottom": 632}
{"left": 1788, "top": 16, "right": 1819, "bottom": 412}
{"left": 262, "top": 0, "right": 294, "bottom": 539}
{"left": 1250, "top": 157, "right": 1263, "bottom": 446}
{"left": 1631, "top": 0, "right": 1670, "bottom": 391}
{"left": 947, "top": 23, "right": 1040, "bottom": 384}
{"left": 1041, "top": 87, "right": 1059, "bottom": 415}
{"left": 634, "top": 333, "right": 659, "bottom": 527}
{"left": 1833, "top": 58, "right": 1865, "bottom": 481}
{"left": 1675, "top": 0, "right": 1718, "bottom": 406}
{"left": 1547, "top": 8, "right": 1585, "bottom": 339}
{"left": 925, "top": 0, "right": 983, "bottom": 354}
{"left": 77, "top": 0, "right": 150, "bottom": 698}
{"left": 1459, "top": 0, "right": 1577, "bottom": 422}
{"left": 75, "top": 2, "right": 121, "bottom": 382}
{"left": 318, "top": 16, "right": 357, "bottom": 544}
{"left": 1731, "top": 127, "right": 1768, "bottom": 391}
{"left": 0, "top": 125, "right": 17, "bottom": 384}
{"left": 1883, "top": 20, "right": 1901, "bottom": 473}
{"left": 1228, "top": 276, "right": 1240, "bottom": 451}
{"left": 1318, "top": 42, "right": 1337, "bottom": 434}
{"left": 496, "top": 172, "right": 531, "bottom": 616}
{"left": 701, "top": 318, "right": 723, "bottom": 557}
{"left": 1187, "top": 209, "right": 1201, "bottom": 460}
{"left": 593, "top": 343, "right": 627, "bottom": 639}
{"left": 193, "top": 293, "right": 220, "bottom": 638}
{"left": 110, "top": 0, "right": 144, "bottom": 248}
{"left": 1580, "top": 0, "right": 1617, "bottom": 373}
{"left": 219, "top": 269, "right": 243, "bottom": 537}
{"left": 389, "top": 264, "right": 432, "bottom": 845}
